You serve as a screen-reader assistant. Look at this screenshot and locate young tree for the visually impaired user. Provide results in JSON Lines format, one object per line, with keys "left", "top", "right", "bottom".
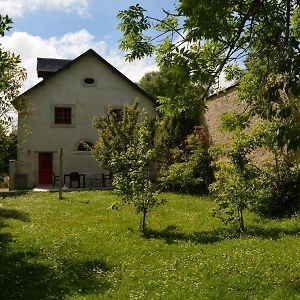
{"left": 0, "top": 15, "right": 27, "bottom": 130}
{"left": 93, "top": 102, "right": 165, "bottom": 231}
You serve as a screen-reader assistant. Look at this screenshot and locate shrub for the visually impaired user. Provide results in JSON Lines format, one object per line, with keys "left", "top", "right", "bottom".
{"left": 159, "top": 126, "right": 214, "bottom": 194}
{"left": 253, "top": 158, "right": 300, "bottom": 217}
{"left": 210, "top": 121, "right": 300, "bottom": 228}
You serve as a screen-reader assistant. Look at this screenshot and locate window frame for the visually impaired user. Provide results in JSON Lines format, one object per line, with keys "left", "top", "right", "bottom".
{"left": 54, "top": 107, "right": 72, "bottom": 124}
{"left": 51, "top": 104, "right": 76, "bottom": 128}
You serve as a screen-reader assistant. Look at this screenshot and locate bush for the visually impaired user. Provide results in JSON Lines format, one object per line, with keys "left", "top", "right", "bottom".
{"left": 253, "top": 159, "right": 300, "bottom": 217}
{"left": 159, "top": 126, "right": 214, "bottom": 194}
{"left": 154, "top": 113, "right": 198, "bottom": 167}
{"left": 210, "top": 122, "right": 300, "bottom": 226}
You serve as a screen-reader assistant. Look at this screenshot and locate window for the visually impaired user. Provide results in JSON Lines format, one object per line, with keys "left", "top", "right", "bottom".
{"left": 82, "top": 77, "right": 96, "bottom": 87}
{"left": 55, "top": 107, "right": 72, "bottom": 124}
{"left": 77, "top": 141, "right": 94, "bottom": 151}
{"left": 84, "top": 78, "right": 95, "bottom": 85}
{"left": 109, "top": 108, "right": 123, "bottom": 122}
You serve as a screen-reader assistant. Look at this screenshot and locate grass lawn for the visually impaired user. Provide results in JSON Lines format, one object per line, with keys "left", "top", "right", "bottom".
{"left": 0, "top": 191, "right": 300, "bottom": 299}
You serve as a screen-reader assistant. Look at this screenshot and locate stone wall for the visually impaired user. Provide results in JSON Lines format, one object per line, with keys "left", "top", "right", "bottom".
{"left": 204, "top": 86, "right": 273, "bottom": 165}
{"left": 204, "top": 86, "right": 243, "bottom": 146}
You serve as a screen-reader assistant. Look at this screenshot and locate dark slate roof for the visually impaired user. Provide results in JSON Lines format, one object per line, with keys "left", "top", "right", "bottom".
{"left": 18, "top": 49, "right": 157, "bottom": 105}
{"left": 37, "top": 58, "right": 71, "bottom": 78}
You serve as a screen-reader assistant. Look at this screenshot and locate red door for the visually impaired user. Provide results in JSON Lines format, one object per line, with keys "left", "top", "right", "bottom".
{"left": 39, "top": 153, "right": 53, "bottom": 184}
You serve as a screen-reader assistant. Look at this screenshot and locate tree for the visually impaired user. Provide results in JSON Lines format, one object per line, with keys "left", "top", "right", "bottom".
{"left": 0, "top": 15, "right": 27, "bottom": 130}
{"left": 0, "top": 126, "right": 17, "bottom": 182}
{"left": 138, "top": 70, "right": 170, "bottom": 99}
{"left": 138, "top": 69, "right": 200, "bottom": 166}
{"left": 138, "top": 70, "right": 213, "bottom": 193}
{"left": 118, "top": 1, "right": 300, "bottom": 149}
{"left": 93, "top": 102, "right": 165, "bottom": 231}
{"left": 159, "top": 125, "right": 214, "bottom": 194}
{"left": 118, "top": 1, "right": 300, "bottom": 220}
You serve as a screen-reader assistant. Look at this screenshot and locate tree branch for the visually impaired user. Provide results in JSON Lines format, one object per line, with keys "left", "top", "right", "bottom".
{"left": 202, "top": 0, "right": 262, "bottom": 98}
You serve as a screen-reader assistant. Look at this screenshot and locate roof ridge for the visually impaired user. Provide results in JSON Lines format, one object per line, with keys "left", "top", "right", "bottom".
{"left": 17, "top": 49, "right": 157, "bottom": 106}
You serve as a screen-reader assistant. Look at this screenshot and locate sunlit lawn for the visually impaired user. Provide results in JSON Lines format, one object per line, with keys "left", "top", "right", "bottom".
{"left": 0, "top": 191, "right": 300, "bottom": 299}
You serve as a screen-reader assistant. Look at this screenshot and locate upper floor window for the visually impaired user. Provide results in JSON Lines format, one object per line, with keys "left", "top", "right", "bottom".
{"left": 55, "top": 107, "right": 72, "bottom": 124}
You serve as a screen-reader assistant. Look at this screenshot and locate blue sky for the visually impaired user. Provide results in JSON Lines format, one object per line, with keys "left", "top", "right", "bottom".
{"left": 0, "top": 0, "right": 178, "bottom": 90}
{"left": 12, "top": 1, "right": 178, "bottom": 41}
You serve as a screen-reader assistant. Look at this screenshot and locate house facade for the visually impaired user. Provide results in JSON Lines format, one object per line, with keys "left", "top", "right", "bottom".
{"left": 11, "top": 49, "right": 156, "bottom": 189}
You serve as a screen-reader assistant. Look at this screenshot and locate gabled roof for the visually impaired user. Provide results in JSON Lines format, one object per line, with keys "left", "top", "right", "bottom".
{"left": 19, "top": 49, "right": 157, "bottom": 105}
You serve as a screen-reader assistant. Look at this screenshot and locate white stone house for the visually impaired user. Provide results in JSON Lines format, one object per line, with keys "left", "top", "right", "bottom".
{"left": 10, "top": 49, "right": 156, "bottom": 189}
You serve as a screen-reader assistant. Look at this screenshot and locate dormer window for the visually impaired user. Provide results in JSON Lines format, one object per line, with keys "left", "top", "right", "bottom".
{"left": 82, "top": 77, "right": 96, "bottom": 87}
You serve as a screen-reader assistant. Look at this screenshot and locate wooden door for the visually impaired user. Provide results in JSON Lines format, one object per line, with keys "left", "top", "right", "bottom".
{"left": 39, "top": 152, "right": 53, "bottom": 184}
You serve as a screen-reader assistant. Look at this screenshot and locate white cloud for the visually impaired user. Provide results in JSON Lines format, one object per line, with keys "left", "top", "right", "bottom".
{"left": 0, "top": 0, "right": 92, "bottom": 17}
{"left": 1, "top": 29, "right": 158, "bottom": 91}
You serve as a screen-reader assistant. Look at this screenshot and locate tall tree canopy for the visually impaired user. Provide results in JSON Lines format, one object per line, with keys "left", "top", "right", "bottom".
{"left": 118, "top": 1, "right": 300, "bottom": 150}
{"left": 0, "top": 15, "right": 26, "bottom": 129}
{"left": 138, "top": 70, "right": 172, "bottom": 99}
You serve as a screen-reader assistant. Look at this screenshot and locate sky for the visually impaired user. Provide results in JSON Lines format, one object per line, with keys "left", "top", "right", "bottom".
{"left": 0, "top": 0, "right": 178, "bottom": 91}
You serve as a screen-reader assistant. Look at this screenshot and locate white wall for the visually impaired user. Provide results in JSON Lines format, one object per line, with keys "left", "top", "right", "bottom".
{"left": 17, "top": 53, "right": 156, "bottom": 188}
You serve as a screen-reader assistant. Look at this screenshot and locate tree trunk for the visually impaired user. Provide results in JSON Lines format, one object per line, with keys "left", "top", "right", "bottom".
{"left": 141, "top": 209, "right": 147, "bottom": 232}
{"left": 285, "top": 0, "right": 291, "bottom": 45}
{"left": 238, "top": 207, "right": 245, "bottom": 232}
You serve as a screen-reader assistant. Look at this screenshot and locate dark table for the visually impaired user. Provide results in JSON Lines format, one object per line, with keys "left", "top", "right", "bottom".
{"left": 64, "top": 173, "right": 86, "bottom": 188}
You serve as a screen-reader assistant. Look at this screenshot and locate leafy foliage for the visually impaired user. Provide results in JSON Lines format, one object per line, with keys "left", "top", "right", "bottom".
{"left": 119, "top": 1, "right": 300, "bottom": 224}
{"left": 0, "top": 127, "right": 17, "bottom": 176}
{"left": 118, "top": 1, "right": 300, "bottom": 149}
{"left": 138, "top": 70, "right": 171, "bottom": 99}
{"left": 253, "top": 157, "right": 300, "bottom": 217}
{"left": 210, "top": 161, "right": 261, "bottom": 231}
{"left": 0, "top": 15, "right": 27, "bottom": 129}
{"left": 93, "top": 102, "right": 165, "bottom": 231}
{"left": 211, "top": 120, "right": 300, "bottom": 229}
{"left": 138, "top": 70, "right": 214, "bottom": 194}
{"left": 160, "top": 126, "right": 214, "bottom": 194}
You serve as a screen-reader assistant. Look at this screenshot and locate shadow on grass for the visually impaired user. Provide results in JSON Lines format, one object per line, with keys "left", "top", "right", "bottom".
{"left": 0, "top": 206, "right": 112, "bottom": 299}
{"left": 0, "top": 190, "right": 29, "bottom": 199}
{"left": 0, "top": 248, "right": 112, "bottom": 299}
{"left": 0, "top": 252, "right": 112, "bottom": 300}
{"left": 0, "top": 207, "right": 30, "bottom": 222}
{"left": 0, "top": 207, "right": 30, "bottom": 229}
{"left": 143, "top": 224, "right": 300, "bottom": 245}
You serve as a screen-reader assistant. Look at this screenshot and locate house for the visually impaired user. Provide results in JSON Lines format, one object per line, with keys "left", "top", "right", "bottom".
{"left": 9, "top": 49, "right": 156, "bottom": 189}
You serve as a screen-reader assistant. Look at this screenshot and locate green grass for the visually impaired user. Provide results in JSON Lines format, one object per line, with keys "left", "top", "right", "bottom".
{"left": 1, "top": 191, "right": 300, "bottom": 299}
